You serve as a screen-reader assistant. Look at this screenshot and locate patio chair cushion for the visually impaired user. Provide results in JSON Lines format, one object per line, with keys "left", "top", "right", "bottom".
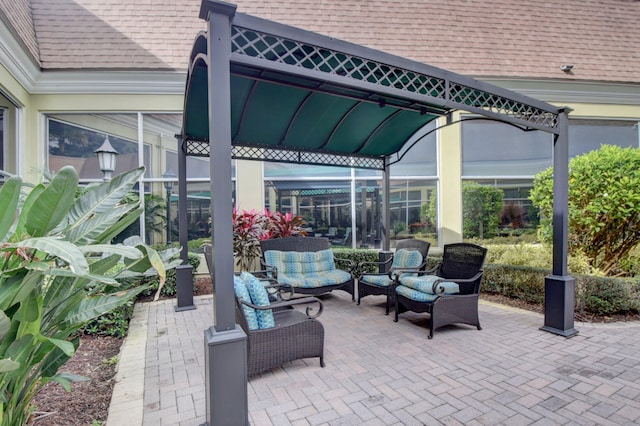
{"left": 395, "top": 285, "right": 441, "bottom": 302}
{"left": 392, "top": 249, "right": 423, "bottom": 270}
{"left": 360, "top": 249, "right": 425, "bottom": 287}
{"left": 264, "top": 249, "right": 351, "bottom": 288}
{"left": 399, "top": 275, "right": 460, "bottom": 295}
{"left": 233, "top": 275, "right": 259, "bottom": 330}
{"left": 359, "top": 273, "right": 394, "bottom": 287}
{"left": 241, "top": 272, "right": 275, "bottom": 329}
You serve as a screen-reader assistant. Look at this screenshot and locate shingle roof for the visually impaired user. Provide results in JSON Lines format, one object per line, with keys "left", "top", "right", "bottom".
{"left": 0, "top": 0, "right": 39, "bottom": 64}
{"left": 7, "top": 0, "right": 640, "bottom": 83}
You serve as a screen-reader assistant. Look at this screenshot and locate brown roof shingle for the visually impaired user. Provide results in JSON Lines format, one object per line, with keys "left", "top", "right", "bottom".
{"left": 0, "top": 0, "right": 40, "bottom": 65}
{"left": 17, "top": 0, "right": 640, "bottom": 84}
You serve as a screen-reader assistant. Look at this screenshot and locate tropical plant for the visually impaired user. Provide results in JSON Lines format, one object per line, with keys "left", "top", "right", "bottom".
{"left": 265, "top": 211, "right": 307, "bottom": 239}
{"left": 0, "top": 166, "right": 177, "bottom": 425}
{"left": 530, "top": 145, "right": 640, "bottom": 275}
{"left": 113, "top": 193, "right": 167, "bottom": 244}
{"left": 232, "top": 208, "right": 307, "bottom": 271}
{"left": 232, "top": 208, "right": 270, "bottom": 271}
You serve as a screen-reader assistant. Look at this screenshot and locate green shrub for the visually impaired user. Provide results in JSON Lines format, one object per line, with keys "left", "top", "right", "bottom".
{"left": 482, "top": 243, "right": 598, "bottom": 276}
{"left": 483, "top": 264, "right": 546, "bottom": 304}
{"left": 576, "top": 275, "right": 640, "bottom": 316}
{"left": 619, "top": 245, "right": 640, "bottom": 277}
{"left": 331, "top": 247, "right": 379, "bottom": 278}
{"left": 137, "top": 252, "right": 201, "bottom": 298}
{"left": 530, "top": 145, "right": 640, "bottom": 275}
{"left": 82, "top": 302, "right": 135, "bottom": 338}
{"left": 482, "top": 263, "right": 640, "bottom": 317}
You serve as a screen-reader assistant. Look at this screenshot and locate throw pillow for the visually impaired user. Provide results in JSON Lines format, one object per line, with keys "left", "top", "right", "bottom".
{"left": 233, "top": 275, "right": 259, "bottom": 330}
{"left": 241, "top": 272, "right": 275, "bottom": 329}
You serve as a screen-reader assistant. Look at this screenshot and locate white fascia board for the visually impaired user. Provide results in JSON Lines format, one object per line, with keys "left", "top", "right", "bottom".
{"left": 482, "top": 78, "right": 640, "bottom": 105}
{"left": 0, "top": 20, "right": 40, "bottom": 90}
{"left": 31, "top": 70, "right": 187, "bottom": 95}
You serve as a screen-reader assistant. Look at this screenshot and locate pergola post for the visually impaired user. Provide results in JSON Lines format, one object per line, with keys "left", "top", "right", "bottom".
{"left": 175, "top": 134, "right": 195, "bottom": 312}
{"left": 540, "top": 108, "right": 578, "bottom": 337}
{"left": 382, "top": 157, "right": 391, "bottom": 251}
{"left": 200, "top": 1, "right": 249, "bottom": 425}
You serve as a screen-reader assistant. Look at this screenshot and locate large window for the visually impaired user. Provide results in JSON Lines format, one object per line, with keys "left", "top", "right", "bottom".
{"left": 0, "top": 91, "right": 19, "bottom": 178}
{"left": 461, "top": 118, "right": 640, "bottom": 239}
{"left": 48, "top": 114, "right": 139, "bottom": 180}
{"left": 462, "top": 119, "right": 552, "bottom": 177}
{"left": 45, "top": 112, "right": 230, "bottom": 245}
{"left": 389, "top": 120, "right": 438, "bottom": 177}
{"left": 264, "top": 180, "right": 352, "bottom": 239}
{"left": 569, "top": 119, "right": 639, "bottom": 158}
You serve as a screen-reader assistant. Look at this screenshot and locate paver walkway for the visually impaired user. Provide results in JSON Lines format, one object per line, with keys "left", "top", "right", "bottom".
{"left": 108, "top": 292, "right": 640, "bottom": 425}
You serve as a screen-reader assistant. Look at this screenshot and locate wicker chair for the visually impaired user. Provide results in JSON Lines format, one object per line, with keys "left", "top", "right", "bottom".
{"left": 204, "top": 245, "right": 326, "bottom": 376}
{"left": 235, "top": 295, "right": 325, "bottom": 376}
{"left": 260, "top": 236, "right": 355, "bottom": 300}
{"left": 357, "top": 239, "right": 431, "bottom": 314}
{"left": 392, "top": 243, "right": 487, "bottom": 339}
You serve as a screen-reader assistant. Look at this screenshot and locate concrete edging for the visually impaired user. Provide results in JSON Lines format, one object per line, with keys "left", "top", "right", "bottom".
{"left": 106, "top": 302, "right": 150, "bottom": 426}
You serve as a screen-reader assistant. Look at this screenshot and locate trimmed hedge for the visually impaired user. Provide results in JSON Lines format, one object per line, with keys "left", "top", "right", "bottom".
{"left": 482, "top": 263, "right": 640, "bottom": 317}
{"left": 331, "top": 247, "right": 379, "bottom": 278}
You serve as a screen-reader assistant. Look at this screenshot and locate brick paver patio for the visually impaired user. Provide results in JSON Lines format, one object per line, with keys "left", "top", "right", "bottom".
{"left": 108, "top": 290, "right": 640, "bottom": 425}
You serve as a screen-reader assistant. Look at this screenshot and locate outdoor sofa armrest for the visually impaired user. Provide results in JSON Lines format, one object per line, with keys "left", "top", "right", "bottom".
{"left": 239, "top": 296, "right": 324, "bottom": 319}
{"left": 332, "top": 253, "right": 353, "bottom": 271}
{"left": 388, "top": 266, "right": 422, "bottom": 280}
{"left": 259, "top": 260, "right": 278, "bottom": 278}
{"left": 357, "top": 257, "right": 394, "bottom": 273}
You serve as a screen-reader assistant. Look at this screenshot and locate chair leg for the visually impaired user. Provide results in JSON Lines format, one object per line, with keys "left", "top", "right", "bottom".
{"left": 320, "top": 356, "right": 326, "bottom": 368}
{"left": 393, "top": 297, "right": 399, "bottom": 322}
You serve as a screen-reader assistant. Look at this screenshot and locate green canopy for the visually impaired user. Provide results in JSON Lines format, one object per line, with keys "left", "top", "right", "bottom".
{"left": 183, "top": 11, "right": 561, "bottom": 170}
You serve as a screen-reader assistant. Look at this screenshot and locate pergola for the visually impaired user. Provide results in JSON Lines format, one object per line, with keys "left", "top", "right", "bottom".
{"left": 180, "top": 1, "right": 577, "bottom": 423}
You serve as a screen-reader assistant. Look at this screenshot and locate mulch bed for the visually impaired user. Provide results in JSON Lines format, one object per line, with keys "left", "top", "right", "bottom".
{"left": 31, "top": 335, "right": 122, "bottom": 425}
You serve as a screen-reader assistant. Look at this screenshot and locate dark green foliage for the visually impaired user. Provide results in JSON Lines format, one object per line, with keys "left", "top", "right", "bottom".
{"left": 575, "top": 275, "right": 640, "bottom": 317}
{"left": 483, "top": 264, "right": 546, "bottom": 304}
{"left": 530, "top": 145, "right": 640, "bottom": 275}
{"left": 137, "top": 253, "right": 201, "bottom": 298}
{"left": 82, "top": 302, "right": 135, "bottom": 338}
{"left": 331, "top": 248, "right": 379, "bottom": 279}
{"left": 482, "top": 263, "right": 640, "bottom": 316}
{"left": 463, "top": 182, "right": 504, "bottom": 239}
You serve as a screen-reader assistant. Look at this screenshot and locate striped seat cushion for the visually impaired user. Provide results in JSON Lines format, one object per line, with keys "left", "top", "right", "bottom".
{"left": 398, "top": 274, "right": 459, "bottom": 295}
{"left": 361, "top": 249, "right": 423, "bottom": 288}
{"left": 264, "top": 249, "right": 350, "bottom": 288}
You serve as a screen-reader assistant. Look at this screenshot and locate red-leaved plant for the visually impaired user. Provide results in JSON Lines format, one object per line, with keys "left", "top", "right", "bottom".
{"left": 232, "top": 207, "right": 307, "bottom": 271}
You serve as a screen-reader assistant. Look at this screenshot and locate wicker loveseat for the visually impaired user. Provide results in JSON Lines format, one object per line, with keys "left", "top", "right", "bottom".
{"left": 260, "top": 237, "right": 355, "bottom": 300}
